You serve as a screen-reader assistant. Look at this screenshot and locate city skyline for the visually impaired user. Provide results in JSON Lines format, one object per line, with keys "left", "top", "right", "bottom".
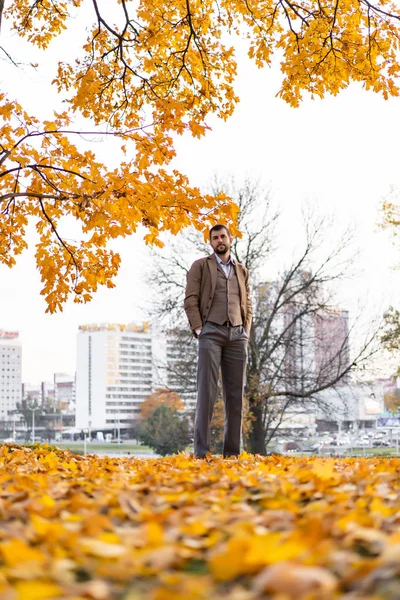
{"left": 1, "top": 315, "right": 397, "bottom": 435}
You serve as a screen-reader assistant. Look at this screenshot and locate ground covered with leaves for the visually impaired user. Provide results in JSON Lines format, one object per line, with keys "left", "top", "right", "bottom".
{"left": 1, "top": 446, "right": 400, "bottom": 599}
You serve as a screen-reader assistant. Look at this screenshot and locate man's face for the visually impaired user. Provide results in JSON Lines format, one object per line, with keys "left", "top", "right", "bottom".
{"left": 210, "top": 229, "right": 233, "bottom": 255}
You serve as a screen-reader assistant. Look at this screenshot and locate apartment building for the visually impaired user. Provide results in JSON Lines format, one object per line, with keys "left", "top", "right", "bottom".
{"left": 75, "top": 323, "right": 155, "bottom": 429}
{"left": 0, "top": 329, "right": 22, "bottom": 420}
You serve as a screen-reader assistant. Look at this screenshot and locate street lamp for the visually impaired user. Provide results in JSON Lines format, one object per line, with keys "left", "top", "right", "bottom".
{"left": 83, "top": 428, "right": 89, "bottom": 456}
{"left": 28, "top": 402, "right": 39, "bottom": 444}
{"left": 58, "top": 401, "right": 63, "bottom": 438}
{"left": 9, "top": 409, "right": 18, "bottom": 441}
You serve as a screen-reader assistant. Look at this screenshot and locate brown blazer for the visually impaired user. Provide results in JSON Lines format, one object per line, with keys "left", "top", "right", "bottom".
{"left": 184, "top": 254, "right": 252, "bottom": 334}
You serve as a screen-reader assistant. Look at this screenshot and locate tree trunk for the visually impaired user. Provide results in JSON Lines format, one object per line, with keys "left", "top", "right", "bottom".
{"left": 246, "top": 402, "right": 266, "bottom": 454}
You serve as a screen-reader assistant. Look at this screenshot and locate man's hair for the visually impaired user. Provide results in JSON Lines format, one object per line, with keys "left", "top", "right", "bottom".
{"left": 209, "top": 224, "right": 231, "bottom": 240}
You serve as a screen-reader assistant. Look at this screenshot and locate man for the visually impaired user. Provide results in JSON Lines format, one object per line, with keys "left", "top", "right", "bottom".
{"left": 184, "top": 224, "right": 252, "bottom": 458}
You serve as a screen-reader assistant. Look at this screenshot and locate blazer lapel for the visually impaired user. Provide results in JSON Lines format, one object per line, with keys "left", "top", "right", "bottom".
{"left": 235, "top": 263, "right": 245, "bottom": 304}
{"left": 207, "top": 254, "right": 217, "bottom": 297}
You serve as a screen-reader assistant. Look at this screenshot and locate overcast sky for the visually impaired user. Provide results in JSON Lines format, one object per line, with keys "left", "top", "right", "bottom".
{"left": 1, "top": 11, "right": 400, "bottom": 383}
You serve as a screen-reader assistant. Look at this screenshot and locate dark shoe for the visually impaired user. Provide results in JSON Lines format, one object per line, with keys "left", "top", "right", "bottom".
{"left": 194, "top": 452, "right": 212, "bottom": 459}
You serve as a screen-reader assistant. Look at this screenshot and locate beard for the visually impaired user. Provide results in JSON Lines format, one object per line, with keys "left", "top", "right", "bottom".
{"left": 215, "top": 244, "right": 229, "bottom": 255}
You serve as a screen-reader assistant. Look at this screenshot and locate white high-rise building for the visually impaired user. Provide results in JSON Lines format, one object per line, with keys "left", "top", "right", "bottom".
{"left": 75, "top": 323, "right": 155, "bottom": 429}
{"left": 0, "top": 329, "right": 22, "bottom": 420}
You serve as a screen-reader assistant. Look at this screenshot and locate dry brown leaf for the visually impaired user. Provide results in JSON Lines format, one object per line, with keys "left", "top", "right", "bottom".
{"left": 252, "top": 561, "right": 338, "bottom": 597}
{"left": 343, "top": 527, "right": 387, "bottom": 556}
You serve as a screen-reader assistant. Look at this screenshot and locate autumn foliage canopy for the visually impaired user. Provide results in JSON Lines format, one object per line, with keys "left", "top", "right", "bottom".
{"left": 2, "top": 0, "right": 400, "bottom": 311}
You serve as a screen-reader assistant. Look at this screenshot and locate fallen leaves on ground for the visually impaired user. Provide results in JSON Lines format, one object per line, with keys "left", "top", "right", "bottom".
{"left": 1, "top": 446, "right": 400, "bottom": 599}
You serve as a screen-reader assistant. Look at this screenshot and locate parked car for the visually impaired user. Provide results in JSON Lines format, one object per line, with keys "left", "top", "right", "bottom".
{"left": 284, "top": 441, "right": 302, "bottom": 451}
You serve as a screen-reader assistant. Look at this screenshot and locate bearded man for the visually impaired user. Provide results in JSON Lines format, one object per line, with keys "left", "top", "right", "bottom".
{"left": 184, "top": 224, "right": 252, "bottom": 458}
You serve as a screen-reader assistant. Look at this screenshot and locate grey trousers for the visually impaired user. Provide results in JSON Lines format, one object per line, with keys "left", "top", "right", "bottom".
{"left": 194, "top": 322, "right": 248, "bottom": 457}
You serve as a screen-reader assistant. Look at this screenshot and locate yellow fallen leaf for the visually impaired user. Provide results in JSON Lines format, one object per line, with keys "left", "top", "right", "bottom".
{"left": 15, "top": 580, "right": 62, "bottom": 600}
{"left": 244, "top": 533, "right": 308, "bottom": 567}
{"left": 181, "top": 520, "right": 209, "bottom": 536}
{"left": 30, "top": 514, "right": 65, "bottom": 540}
{"left": 98, "top": 532, "right": 121, "bottom": 544}
{"left": 370, "top": 497, "right": 392, "bottom": 517}
{"left": 209, "top": 536, "right": 251, "bottom": 580}
{"left": 0, "top": 539, "right": 46, "bottom": 567}
{"left": 81, "top": 539, "right": 127, "bottom": 557}
{"left": 312, "top": 460, "right": 337, "bottom": 481}
{"left": 39, "top": 494, "right": 56, "bottom": 509}
{"left": 145, "top": 522, "right": 164, "bottom": 546}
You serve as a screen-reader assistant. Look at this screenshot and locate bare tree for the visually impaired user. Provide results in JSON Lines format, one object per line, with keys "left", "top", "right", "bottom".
{"left": 247, "top": 262, "right": 379, "bottom": 452}
{"left": 146, "top": 178, "right": 380, "bottom": 454}
{"left": 160, "top": 327, "right": 198, "bottom": 413}
{"left": 382, "top": 307, "right": 400, "bottom": 355}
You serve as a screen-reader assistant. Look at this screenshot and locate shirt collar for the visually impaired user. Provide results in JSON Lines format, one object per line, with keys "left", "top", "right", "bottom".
{"left": 215, "top": 253, "right": 235, "bottom": 266}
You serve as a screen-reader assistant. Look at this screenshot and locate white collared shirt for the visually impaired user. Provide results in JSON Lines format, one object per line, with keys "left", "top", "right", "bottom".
{"left": 215, "top": 253, "right": 235, "bottom": 278}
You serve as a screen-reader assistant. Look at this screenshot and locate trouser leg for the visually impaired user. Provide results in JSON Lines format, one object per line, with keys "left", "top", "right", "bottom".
{"left": 221, "top": 327, "right": 248, "bottom": 457}
{"left": 194, "top": 325, "right": 222, "bottom": 457}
